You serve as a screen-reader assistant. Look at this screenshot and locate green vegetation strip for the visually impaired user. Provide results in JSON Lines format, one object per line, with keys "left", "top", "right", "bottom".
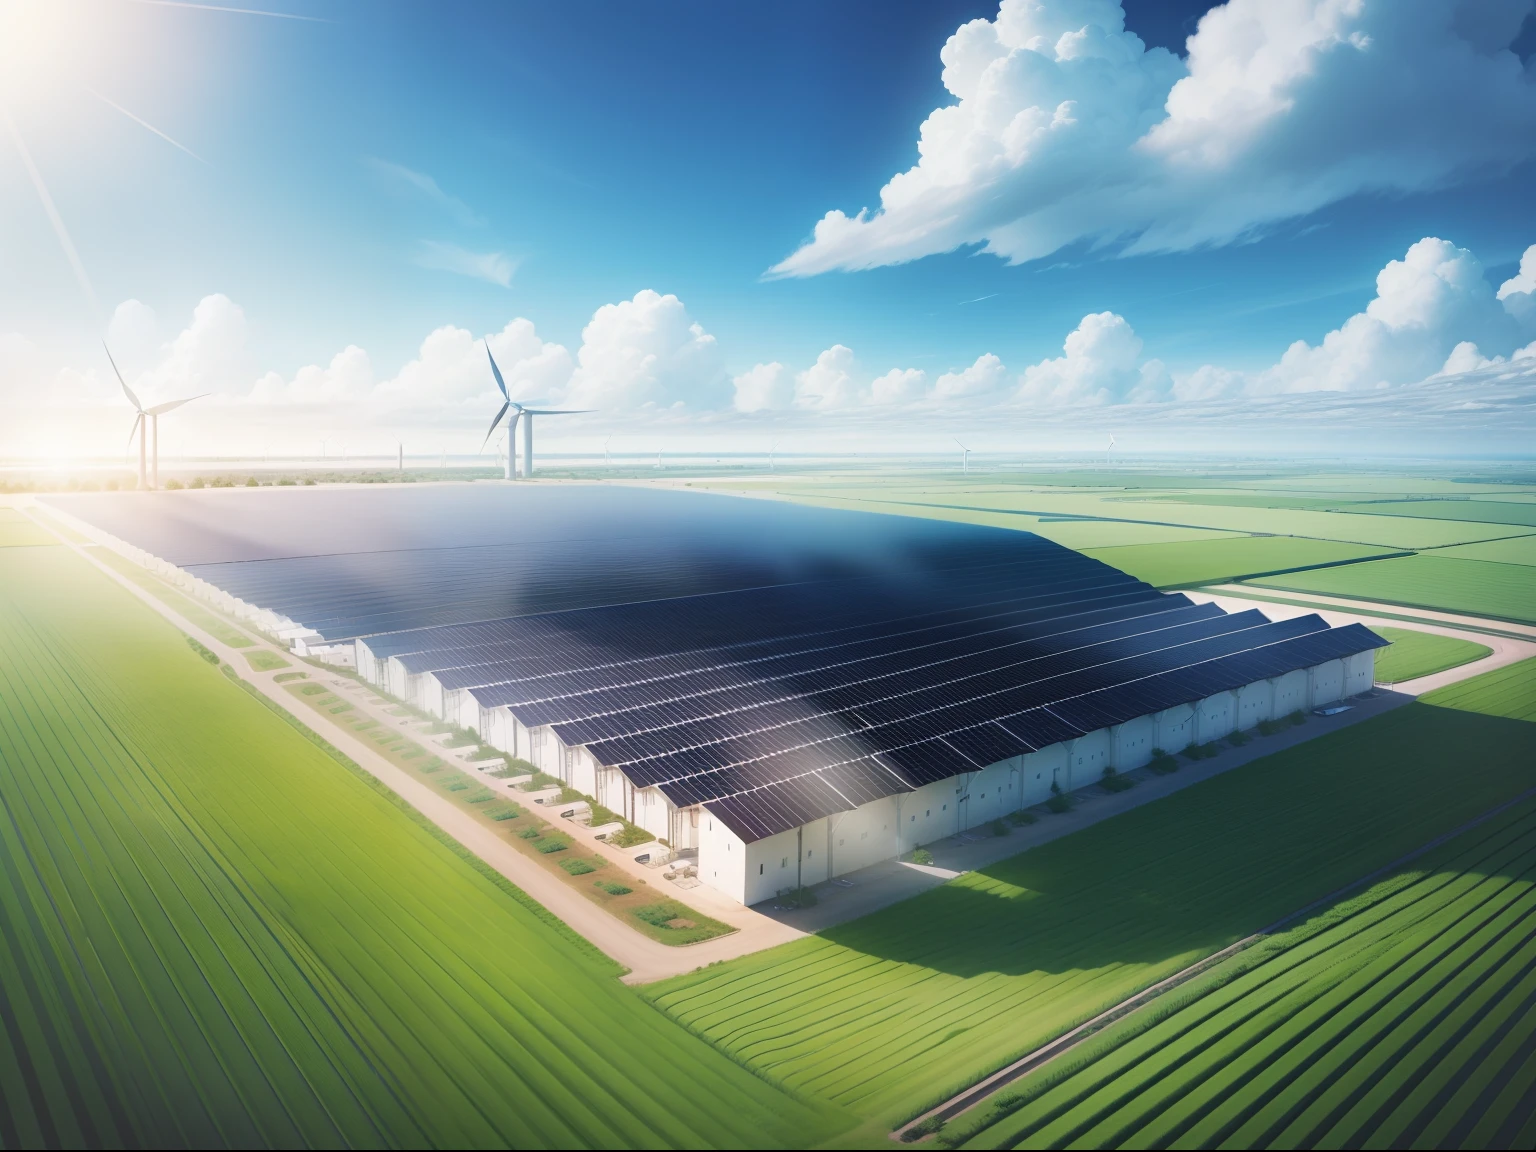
{"left": 0, "top": 544, "right": 849, "bottom": 1149}
{"left": 648, "top": 663, "right": 1536, "bottom": 1128}
{"left": 945, "top": 799, "right": 1536, "bottom": 1150}
{"left": 1371, "top": 627, "right": 1492, "bottom": 683}
{"left": 1079, "top": 536, "right": 1400, "bottom": 589}
{"left": 1250, "top": 554, "right": 1536, "bottom": 626}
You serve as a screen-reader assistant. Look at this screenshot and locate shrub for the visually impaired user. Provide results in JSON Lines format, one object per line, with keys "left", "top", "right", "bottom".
{"left": 185, "top": 637, "right": 219, "bottom": 665}
{"left": 1149, "top": 753, "right": 1180, "bottom": 775}
{"left": 327, "top": 703, "right": 353, "bottom": 714}
{"left": 1047, "top": 792, "right": 1073, "bottom": 814}
{"left": 190, "top": 477, "right": 205, "bottom": 488}
{"left": 608, "top": 825, "right": 655, "bottom": 848}
{"left": 594, "top": 879, "right": 632, "bottom": 896}
{"left": 401, "top": 748, "right": 423, "bottom": 759}
{"left": 278, "top": 478, "right": 295, "bottom": 486}
{"left": 902, "top": 1116, "right": 945, "bottom": 1143}
{"left": 164, "top": 479, "right": 183, "bottom": 490}
{"left": 244, "top": 477, "right": 258, "bottom": 487}
{"left": 466, "top": 791, "right": 494, "bottom": 804}
{"left": 303, "top": 479, "right": 315, "bottom": 485}
{"left": 1258, "top": 718, "right": 1283, "bottom": 736}
{"left": 488, "top": 804, "right": 522, "bottom": 821}
{"left": 990, "top": 819, "right": 1008, "bottom": 837}
{"left": 1009, "top": 810, "right": 1038, "bottom": 827}
{"left": 1288, "top": 710, "right": 1307, "bottom": 726}
{"left": 272, "top": 671, "right": 307, "bottom": 683}
{"left": 1100, "top": 766, "right": 1135, "bottom": 793}
{"left": 445, "top": 779, "right": 469, "bottom": 792}
{"left": 556, "top": 787, "right": 585, "bottom": 805}
{"left": 299, "top": 683, "right": 327, "bottom": 696}
{"left": 1228, "top": 729, "right": 1251, "bottom": 747}
{"left": 634, "top": 901, "right": 697, "bottom": 928}
{"left": 908, "top": 846, "right": 934, "bottom": 866}
{"left": 559, "top": 858, "right": 598, "bottom": 875}
{"left": 518, "top": 827, "right": 541, "bottom": 840}
{"left": 535, "top": 838, "right": 568, "bottom": 854}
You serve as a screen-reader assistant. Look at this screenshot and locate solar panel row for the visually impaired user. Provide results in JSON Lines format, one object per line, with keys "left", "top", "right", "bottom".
{"left": 47, "top": 485, "right": 1386, "bottom": 845}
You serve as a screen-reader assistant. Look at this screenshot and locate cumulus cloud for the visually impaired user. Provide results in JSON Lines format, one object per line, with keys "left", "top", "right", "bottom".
{"left": 1193, "top": 237, "right": 1533, "bottom": 397}
{"left": 935, "top": 353, "right": 1009, "bottom": 399}
{"left": 771, "top": 0, "right": 1536, "bottom": 277}
{"left": 415, "top": 240, "right": 517, "bottom": 288}
{"left": 1498, "top": 243, "right": 1536, "bottom": 328}
{"left": 733, "top": 362, "right": 794, "bottom": 412}
{"left": 871, "top": 367, "right": 929, "bottom": 405}
{"left": 565, "top": 289, "right": 728, "bottom": 409}
{"left": 1020, "top": 312, "right": 1169, "bottom": 405}
{"left": 794, "top": 345, "right": 864, "bottom": 410}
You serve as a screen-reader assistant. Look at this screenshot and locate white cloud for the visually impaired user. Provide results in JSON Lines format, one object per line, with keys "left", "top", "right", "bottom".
{"left": 1498, "top": 242, "right": 1536, "bottom": 328}
{"left": 770, "top": 0, "right": 1536, "bottom": 277}
{"left": 565, "top": 289, "right": 727, "bottom": 409}
{"left": 1019, "top": 312, "right": 1169, "bottom": 405}
{"left": 366, "top": 158, "right": 483, "bottom": 227}
{"left": 105, "top": 299, "right": 159, "bottom": 368}
{"left": 415, "top": 240, "right": 517, "bottom": 287}
{"left": 733, "top": 361, "right": 794, "bottom": 412}
{"left": 1223, "top": 237, "right": 1526, "bottom": 395}
{"left": 871, "top": 367, "right": 928, "bottom": 405}
{"left": 794, "top": 345, "right": 864, "bottom": 410}
{"left": 144, "top": 293, "right": 251, "bottom": 400}
{"left": 935, "top": 352, "right": 1009, "bottom": 399}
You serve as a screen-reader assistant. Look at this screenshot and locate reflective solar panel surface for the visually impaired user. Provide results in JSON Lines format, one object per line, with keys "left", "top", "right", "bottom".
{"left": 50, "top": 484, "right": 1387, "bottom": 843}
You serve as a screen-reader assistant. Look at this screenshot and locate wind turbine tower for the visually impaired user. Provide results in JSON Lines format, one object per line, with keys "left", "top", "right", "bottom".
{"left": 954, "top": 437, "right": 971, "bottom": 476}
{"left": 106, "top": 342, "right": 202, "bottom": 490}
{"left": 483, "top": 341, "right": 590, "bottom": 478}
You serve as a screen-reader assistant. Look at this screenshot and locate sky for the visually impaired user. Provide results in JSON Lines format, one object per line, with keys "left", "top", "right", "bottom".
{"left": 3, "top": 0, "right": 1536, "bottom": 462}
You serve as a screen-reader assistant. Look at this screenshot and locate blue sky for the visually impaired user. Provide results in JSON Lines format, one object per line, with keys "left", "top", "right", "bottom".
{"left": 3, "top": 0, "right": 1536, "bottom": 458}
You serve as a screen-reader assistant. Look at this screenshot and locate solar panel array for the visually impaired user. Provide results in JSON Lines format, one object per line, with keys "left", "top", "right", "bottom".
{"left": 51, "top": 485, "right": 1386, "bottom": 842}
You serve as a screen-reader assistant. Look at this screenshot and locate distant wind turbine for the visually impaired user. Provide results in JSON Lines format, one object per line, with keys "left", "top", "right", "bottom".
{"left": 770, "top": 439, "right": 781, "bottom": 473}
{"left": 953, "top": 437, "right": 971, "bottom": 476}
{"left": 1106, "top": 433, "right": 1117, "bottom": 463}
{"left": 481, "top": 341, "right": 591, "bottom": 478}
{"left": 604, "top": 433, "right": 613, "bottom": 467}
{"left": 105, "top": 342, "right": 202, "bottom": 490}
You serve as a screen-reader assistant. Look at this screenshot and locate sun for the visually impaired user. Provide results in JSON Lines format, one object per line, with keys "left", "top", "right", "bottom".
{"left": 0, "top": 0, "right": 93, "bottom": 104}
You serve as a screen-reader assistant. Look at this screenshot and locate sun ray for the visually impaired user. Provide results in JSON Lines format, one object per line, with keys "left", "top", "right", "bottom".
{"left": 3, "top": 106, "right": 98, "bottom": 314}
{"left": 122, "top": 0, "right": 332, "bottom": 21}
{"left": 86, "top": 87, "right": 205, "bottom": 162}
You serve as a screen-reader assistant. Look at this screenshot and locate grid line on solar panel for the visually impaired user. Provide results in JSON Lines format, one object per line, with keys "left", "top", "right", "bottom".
{"left": 384, "top": 553, "right": 1139, "bottom": 674}
{"left": 553, "top": 607, "right": 1281, "bottom": 762}
{"left": 695, "top": 623, "right": 1386, "bottom": 840}
{"left": 460, "top": 581, "right": 1172, "bottom": 712}
{"left": 598, "top": 615, "right": 1369, "bottom": 792}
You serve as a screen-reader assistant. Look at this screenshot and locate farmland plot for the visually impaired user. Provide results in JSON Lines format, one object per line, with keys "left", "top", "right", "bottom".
{"left": 1078, "top": 537, "right": 1395, "bottom": 588}
{"left": 0, "top": 544, "right": 847, "bottom": 1149}
{"left": 1372, "top": 626, "right": 1492, "bottom": 683}
{"left": 648, "top": 683, "right": 1536, "bottom": 1126}
{"left": 949, "top": 800, "right": 1536, "bottom": 1150}
{"left": 1250, "top": 554, "right": 1536, "bottom": 625}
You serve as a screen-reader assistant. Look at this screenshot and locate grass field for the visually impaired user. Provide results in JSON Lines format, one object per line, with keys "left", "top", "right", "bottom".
{"left": 0, "top": 541, "right": 848, "bottom": 1149}
{"left": 243, "top": 648, "right": 290, "bottom": 671}
{"left": 1372, "top": 626, "right": 1492, "bottom": 683}
{"left": 1077, "top": 537, "right": 1396, "bottom": 588}
{"left": 1435, "top": 534, "right": 1536, "bottom": 566}
{"left": 945, "top": 799, "right": 1536, "bottom": 1150}
{"left": 648, "top": 670, "right": 1536, "bottom": 1128}
{"left": 1249, "top": 554, "right": 1536, "bottom": 625}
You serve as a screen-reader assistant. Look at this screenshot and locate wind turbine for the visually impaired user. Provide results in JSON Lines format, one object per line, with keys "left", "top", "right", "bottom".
{"left": 105, "top": 342, "right": 202, "bottom": 490}
{"left": 770, "top": 438, "right": 780, "bottom": 473}
{"left": 604, "top": 433, "right": 612, "bottom": 467}
{"left": 1106, "top": 433, "right": 1116, "bottom": 464}
{"left": 482, "top": 341, "right": 590, "bottom": 479}
{"left": 953, "top": 437, "right": 971, "bottom": 476}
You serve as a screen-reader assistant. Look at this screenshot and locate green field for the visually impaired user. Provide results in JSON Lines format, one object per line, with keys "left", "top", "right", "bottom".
{"left": 1372, "top": 626, "right": 1492, "bottom": 683}
{"left": 648, "top": 671, "right": 1536, "bottom": 1128}
{"left": 946, "top": 800, "right": 1536, "bottom": 1150}
{"left": 1078, "top": 537, "right": 1396, "bottom": 588}
{"left": 0, "top": 542, "right": 848, "bottom": 1148}
{"left": 244, "top": 647, "right": 291, "bottom": 671}
{"left": 1435, "top": 534, "right": 1536, "bottom": 566}
{"left": 1422, "top": 656, "right": 1536, "bottom": 721}
{"left": 1249, "top": 554, "right": 1536, "bottom": 624}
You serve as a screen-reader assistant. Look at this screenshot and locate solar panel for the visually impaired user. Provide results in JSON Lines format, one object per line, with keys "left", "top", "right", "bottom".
{"left": 49, "top": 484, "right": 1388, "bottom": 844}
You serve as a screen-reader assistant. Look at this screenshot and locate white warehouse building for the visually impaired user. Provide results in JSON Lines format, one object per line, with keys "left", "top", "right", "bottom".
{"left": 47, "top": 484, "right": 1385, "bottom": 908}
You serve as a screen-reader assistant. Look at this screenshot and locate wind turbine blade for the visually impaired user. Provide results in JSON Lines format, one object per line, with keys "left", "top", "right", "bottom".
{"left": 126, "top": 412, "right": 142, "bottom": 449}
{"left": 102, "top": 341, "right": 144, "bottom": 411}
{"left": 521, "top": 408, "right": 592, "bottom": 416}
{"left": 486, "top": 342, "right": 509, "bottom": 400}
{"left": 480, "top": 402, "right": 511, "bottom": 450}
{"left": 146, "top": 394, "right": 207, "bottom": 415}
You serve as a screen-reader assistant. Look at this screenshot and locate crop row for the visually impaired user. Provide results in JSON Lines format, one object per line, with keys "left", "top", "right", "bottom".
{"left": 0, "top": 546, "right": 845, "bottom": 1149}
{"left": 650, "top": 665, "right": 1536, "bottom": 1125}
{"left": 954, "top": 801, "right": 1536, "bottom": 1149}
